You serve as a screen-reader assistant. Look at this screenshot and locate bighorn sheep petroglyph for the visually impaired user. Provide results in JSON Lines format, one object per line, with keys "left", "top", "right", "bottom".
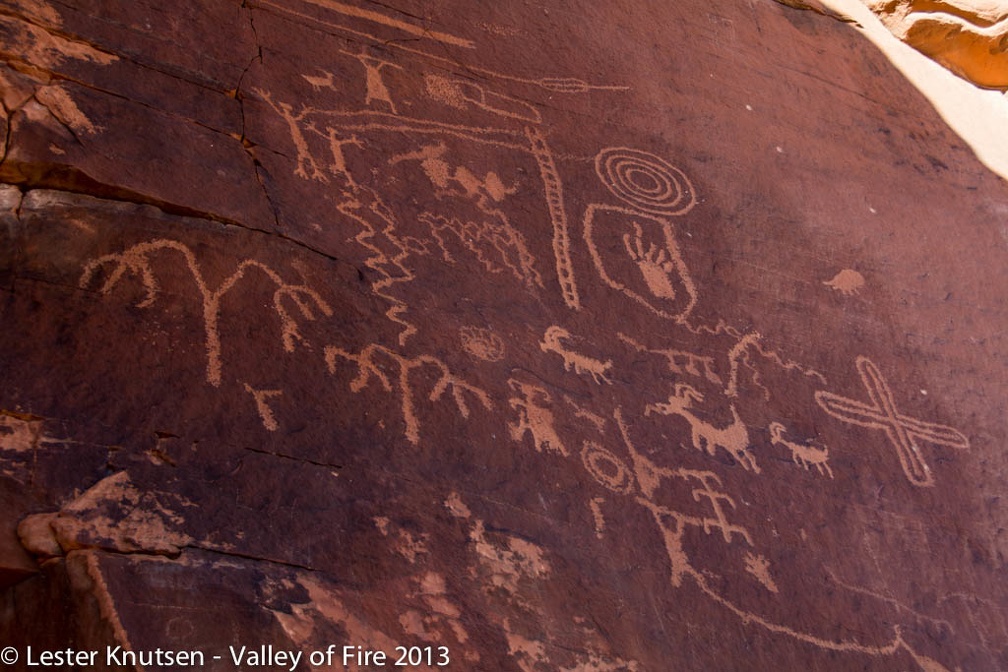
{"left": 768, "top": 422, "right": 833, "bottom": 478}
{"left": 646, "top": 383, "right": 759, "bottom": 472}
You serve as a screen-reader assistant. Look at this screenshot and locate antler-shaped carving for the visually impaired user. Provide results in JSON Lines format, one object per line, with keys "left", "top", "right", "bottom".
{"left": 325, "top": 344, "right": 492, "bottom": 444}
{"left": 80, "top": 239, "right": 332, "bottom": 386}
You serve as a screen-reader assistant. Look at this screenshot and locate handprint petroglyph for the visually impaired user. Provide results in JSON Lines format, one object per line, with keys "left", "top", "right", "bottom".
{"left": 623, "top": 222, "right": 679, "bottom": 301}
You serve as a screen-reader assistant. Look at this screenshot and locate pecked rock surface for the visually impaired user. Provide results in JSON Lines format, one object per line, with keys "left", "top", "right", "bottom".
{"left": 860, "top": 0, "right": 1008, "bottom": 89}
{"left": 1, "top": 0, "right": 1007, "bottom": 669}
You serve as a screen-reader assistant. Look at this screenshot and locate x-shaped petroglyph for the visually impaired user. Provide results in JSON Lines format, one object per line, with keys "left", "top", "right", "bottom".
{"left": 815, "top": 356, "right": 969, "bottom": 487}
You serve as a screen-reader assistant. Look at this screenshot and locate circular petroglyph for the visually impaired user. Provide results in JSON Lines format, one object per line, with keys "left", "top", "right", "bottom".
{"left": 595, "top": 147, "right": 697, "bottom": 216}
{"left": 581, "top": 441, "right": 634, "bottom": 494}
{"left": 459, "top": 326, "right": 506, "bottom": 362}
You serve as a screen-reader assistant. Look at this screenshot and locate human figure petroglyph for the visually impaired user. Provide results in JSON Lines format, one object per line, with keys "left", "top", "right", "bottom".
{"left": 256, "top": 89, "right": 327, "bottom": 182}
{"left": 80, "top": 239, "right": 332, "bottom": 387}
{"left": 323, "top": 129, "right": 364, "bottom": 188}
{"left": 539, "top": 326, "right": 612, "bottom": 385}
{"left": 815, "top": 356, "right": 969, "bottom": 487}
{"left": 508, "top": 380, "right": 567, "bottom": 456}
{"left": 325, "top": 344, "right": 491, "bottom": 444}
{"left": 769, "top": 422, "right": 834, "bottom": 479}
{"left": 645, "top": 383, "right": 758, "bottom": 472}
{"left": 340, "top": 48, "right": 403, "bottom": 114}
{"left": 624, "top": 222, "right": 680, "bottom": 301}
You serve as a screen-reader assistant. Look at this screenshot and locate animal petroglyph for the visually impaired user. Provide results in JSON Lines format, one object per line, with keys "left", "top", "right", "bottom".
{"left": 618, "top": 333, "right": 722, "bottom": 385}
{"left": 594, "top": 147, "right": 697, "bottom": 216}
{"left": 80, "top": 239, "right": 332, "bottom": 387}
{"left": 539, "top": 326, "right": 612, "bottom": 385}
{"left": 824, "top": 268, "right": 865, "bottom": 296}
{"left": 815, "top": 356, "right": 969, "bottom": 487}
{"left": 645, "top": 384, "right": 758, "bottom": 472}
{"left": 508, "top": 380, "right": 567, "bottom": 456}
{"left": 769, "top": 422, "right": 834, "bottom": 478}
{"left": 583, "top": 204, "right": 697, "bottom": 322}
{"left": 244, "top": 384, "right": 283, "bottom": 432}
{"left": 525, "top": 126, "right": 580, "bottom": 310}
{"left": 459, "top": 326, "right": 505, "bottom": 362}
{"left": 325, "top": 344, "right": 491, "bottom": 444}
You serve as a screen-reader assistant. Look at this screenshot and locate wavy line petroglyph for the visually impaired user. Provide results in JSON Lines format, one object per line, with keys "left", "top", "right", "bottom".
{"left": 769, "top": 422, "right": 834, "bottom": 478}
{"left": 325, "top": 344, "right": 491, "bottom": 444}
{"left": 583, "top": 203, "right": 697, "bottom": 322}
{"left": 539, "top": 326, "right": 612, "bottom": 385}
{"left": 724, "top": 331, "right": 827, "bottom": 400}
{"left": 645, "top": 383, "right": 758, "bottom": 473}
{"left": 80, "top": 239, "right": 332, "bottom": 387}
{"left": 815, "top": 356, "right": 969, "bottom": 487}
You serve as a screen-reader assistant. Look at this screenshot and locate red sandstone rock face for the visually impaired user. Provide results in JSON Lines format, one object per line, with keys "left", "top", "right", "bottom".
{"left": 1, "top": 1, "right": 1007, "bottom": 670}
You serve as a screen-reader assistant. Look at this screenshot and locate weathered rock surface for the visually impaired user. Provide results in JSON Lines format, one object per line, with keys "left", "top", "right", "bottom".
{"left": 861, "top": 0, "right": 1008, "bottom": 89}
{"left": 1, "top": 0, "right": 1007, "bottom": 670}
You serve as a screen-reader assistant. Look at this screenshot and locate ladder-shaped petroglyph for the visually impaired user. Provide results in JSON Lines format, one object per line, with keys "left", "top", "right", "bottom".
{"left": 325, "top": 344, "right": 491, "bottom": 444}
{"left": 525, "top": 126, "right": 580, "bottom": 310}
{"left": 80, "top": 239, "right": 332, "bottom": 387}
{"left": 768, "top": 422, "right": 834, "bottom": 479}
{"left": 815, "top": 356, "right": 969, "bottom": 487}
{"left": 508, "top": 380, "right": 567, "bottom": 456}
{"left": 618, "top": 333, "right": 723, "bottom": 385}
{"left": 539, "top": 326, "right": 612, "bottom": 385}
{"left": 645, "top": 384, "right": 758, "bottom": 472}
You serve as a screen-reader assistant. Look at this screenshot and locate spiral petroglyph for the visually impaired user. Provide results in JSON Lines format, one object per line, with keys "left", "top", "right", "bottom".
{"left": 595, "top": 147, "right": 697, "bottom": 216}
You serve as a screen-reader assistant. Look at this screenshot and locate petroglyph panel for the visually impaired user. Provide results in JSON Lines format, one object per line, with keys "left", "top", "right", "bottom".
{"left": 1, "top": 1, "right": 1003, "bottom": 670}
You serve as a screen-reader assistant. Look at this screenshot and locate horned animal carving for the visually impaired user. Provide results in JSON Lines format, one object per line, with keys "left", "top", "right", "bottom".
{"left": 539, "top": 326, "right": 613, "bottom": 385}
{"left": 646, "top": 384, "right": 759, "bottom": 472}
{"left": 768, "top": 422, "right": 833, "bottom": 478}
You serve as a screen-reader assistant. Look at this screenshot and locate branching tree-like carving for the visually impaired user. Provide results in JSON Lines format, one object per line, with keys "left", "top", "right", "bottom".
{"left": 325, "top": 343, "right": 492, "bottom": 444}
{"left": 80, "top": 239, "right": 333, "bottom": 386}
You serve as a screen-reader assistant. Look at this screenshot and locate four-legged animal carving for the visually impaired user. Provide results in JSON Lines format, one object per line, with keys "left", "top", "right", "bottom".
{"left": 646, "top": 383, "right": 758, "bottom": 473}
{"left": 769, "top": 422, "right": 833, "bottom": 478}
{"left": 540, "top": 326, "right": 612, "bottom": 385}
